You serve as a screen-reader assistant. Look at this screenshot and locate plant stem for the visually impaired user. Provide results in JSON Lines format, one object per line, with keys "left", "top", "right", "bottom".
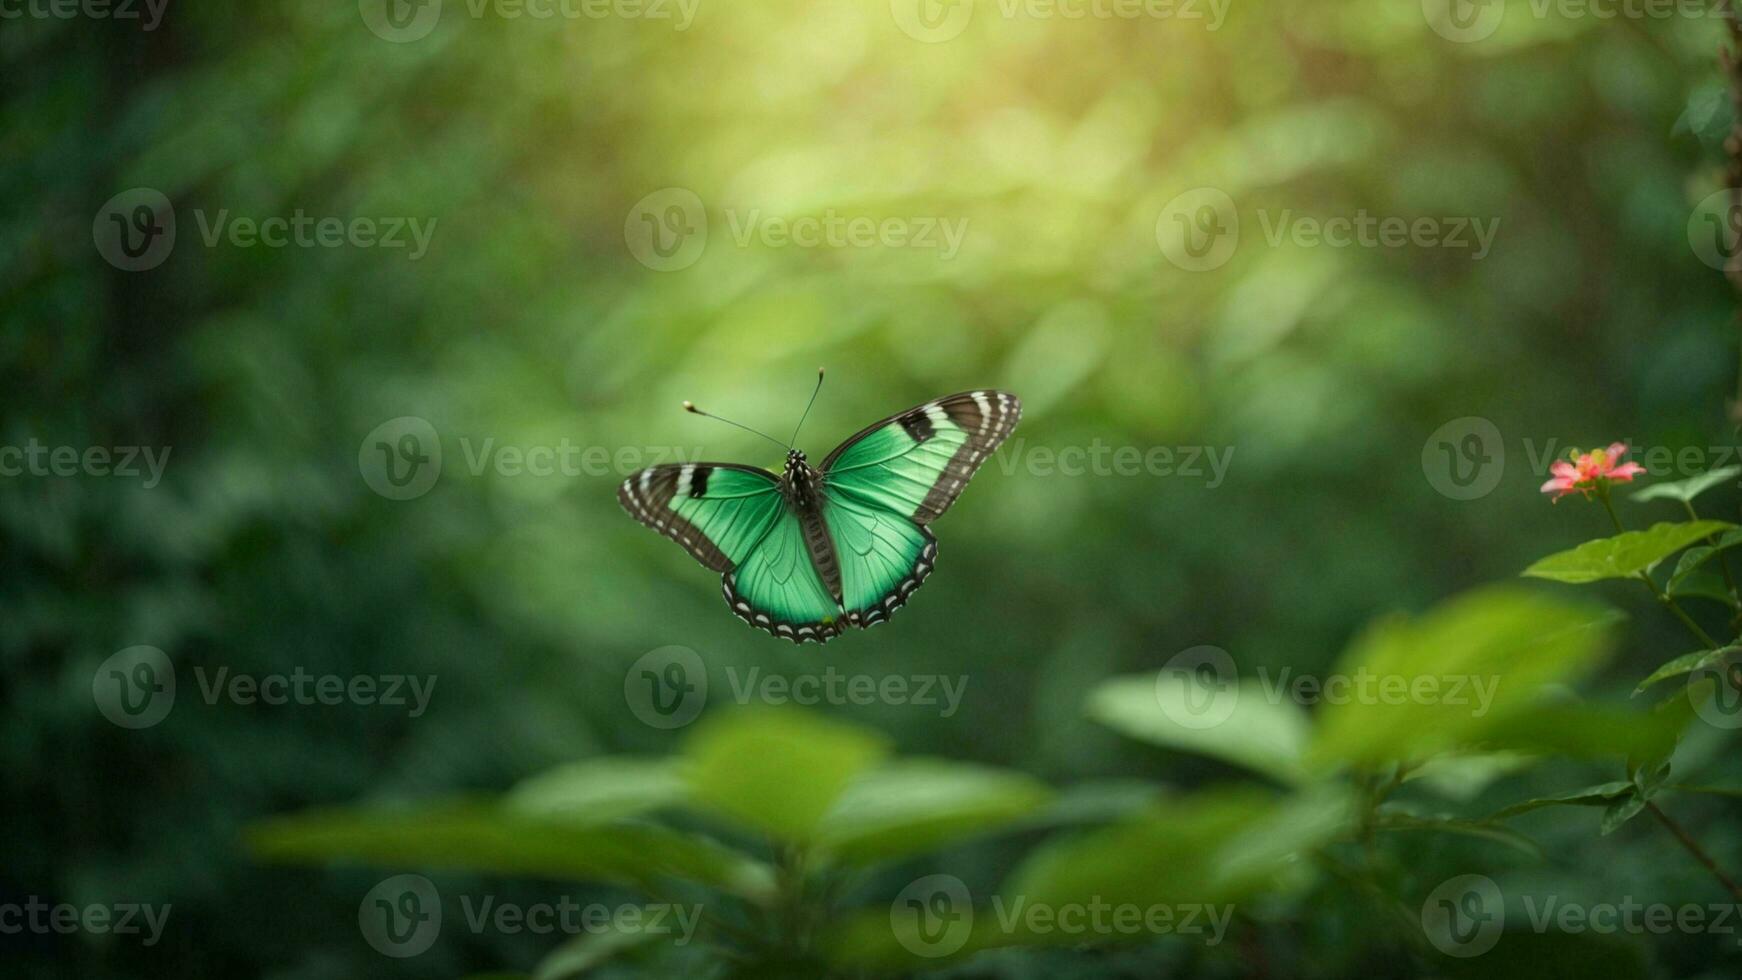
{"left": 1647, "top": 802, "right": 1742, "bottom": 903}
{"left": 1602, "top": 490, "right": 1723, "bottom": 648}
{"left": 1682, "top": 498, "right": 1742, "bottom": 614}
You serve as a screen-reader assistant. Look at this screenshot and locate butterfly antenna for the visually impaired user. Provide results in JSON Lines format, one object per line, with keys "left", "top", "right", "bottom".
{"left": 682, "top": 401, "right": 789, "bottom": 452}
{"left": 788, "top": 367, "right": 826, "bottom": 449}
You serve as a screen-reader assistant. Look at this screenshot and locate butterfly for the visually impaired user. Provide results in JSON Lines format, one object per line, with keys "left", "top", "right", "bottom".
{"left": 619, "top": 372, "right": 1020, "bottom": 644}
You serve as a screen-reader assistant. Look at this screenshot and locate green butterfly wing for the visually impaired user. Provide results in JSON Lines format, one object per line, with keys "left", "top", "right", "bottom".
{"left": 821, "top": 389, "right": 1020, "bottom": 625}
{"left": 822, "top": 390, "right": 1021, "bottom": 525}
{"left": 722, "top": 510, "right": 843, "bottom": 643}
{"left": 823, "top": 488, "right": 937, "bottom": 627}
{"left": 620, "top": 461, "right": 842, "bottom": 642}
{"left": 618, "top": 464, "right": 785, "bottom": 571}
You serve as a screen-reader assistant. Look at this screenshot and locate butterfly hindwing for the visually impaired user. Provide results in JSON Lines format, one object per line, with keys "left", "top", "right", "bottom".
{"left": 723, "top": 510, "right": 843, "bottom": 643}
{"left": 617, "top": 463, "right": 785, "bottom": 572}
{"left": 823, "top": 487, "right": 937, "bottom": 628}
{"left": 821, "top": 390, "right": 1020, "bottom": 525}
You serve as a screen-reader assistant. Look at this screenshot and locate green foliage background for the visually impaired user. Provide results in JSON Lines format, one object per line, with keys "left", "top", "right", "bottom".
{"left": 5, "top": 1, "right": 1742, "bottom": 977}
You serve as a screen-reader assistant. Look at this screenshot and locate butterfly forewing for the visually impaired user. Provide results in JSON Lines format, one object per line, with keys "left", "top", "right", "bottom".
{"left": 821, "top": 390, "right": 1021, "bottom": 524}
{"left": 617, "top": 463, "right": 785, "bottom": 572}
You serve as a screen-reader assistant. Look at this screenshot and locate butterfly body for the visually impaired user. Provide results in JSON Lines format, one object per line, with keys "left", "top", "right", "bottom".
{"left": 620, "top": 390, "right": 1020, "bottom": 644}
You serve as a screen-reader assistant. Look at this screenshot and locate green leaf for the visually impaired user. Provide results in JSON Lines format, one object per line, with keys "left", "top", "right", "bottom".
{"left": 508, "top": 757, "right": 686, "bottom": 823}
{"left": 1475, "top": 703, "right": 1684, "bottom": 761}
{"left": 1021, "top": 780, "right": 1169, "bottom": 827}
{"left": 1668, "top": 529, "right": 1742, "bottom": 589}
{"left": 1525, "top": 522, "right": 1728, "bottom": 581}
{"left": 1630, "top": 466, "right": 1742, "bottom": 503}
{"left": 1632, "top": 651, "right": 1722, "bottom": 698}
{"left": 1002, "top": 785, "right": 1350, "bottom": 915}
{"left": 248, "top": 802, "right": 777, "bottom": 902}
{"left": 1521, "top": 521, "right": 1735, "bottom": 583}
{"left": 1600, "top": 791, "right": 1647, "bottom": 835}
{"left": 814, "top": 759, "right": 1052, "bottom": 864}
{"left": 1372, "top": 810, "right": 1541, "bottom": 857}
{"left": 1308, "top": 588, "right": 1614, "bottom": 768}
{"left": 1489, "top": 781, "right": 1633, "bottom": 820}
{"left": 1086, "top": 673, "right": 1310, "bottom": 784}
{"left": 827, "top": 786, "right": 1351, "bottom": 971}
{"left": 1405, "top": 752, "right": 1535, "bottom": 801}
{"left": 530, "top": 913, "right": 665, "bottom": 980}
{"left": 681, "top": 707, "right": 889, "bottom": 843}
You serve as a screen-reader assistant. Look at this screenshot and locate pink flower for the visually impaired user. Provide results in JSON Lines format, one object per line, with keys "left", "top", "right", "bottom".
{"left": 1540, "top": 442, "right": 1646, "bottom": 500}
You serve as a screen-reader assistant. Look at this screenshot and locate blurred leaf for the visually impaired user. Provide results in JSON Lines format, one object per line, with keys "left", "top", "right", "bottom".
{"left": 508, "top": 757, "right": 686, "bottom": 823}
{"left": 682, "top": 707, "right": 888, "bottom": 843}
{"left": 248, "top": 803, "right": 777, "bottom": 902}
{"left": 1630, "top": 467, "right": 1742, "bottom": 503}
{"left": 1372, "top": 810, "right": 1541, "bottom": 857}
{"left": 1022, "top": 781, "right": 1169, "bottom": 827}
{"left": 1521, "top": 521, "right": 1734, "bottom": 583}
{"left": 1405, "top": 752, "right": 1536, "bottom": 801}
{"left": 826, "top": 787, "right": 1350, "bottom": 972}
{"left": 816, "top": 759, "right": 1051, "bottom": 865}
{"left": 1309, "top": 588, "right": 1613, "bottom": 767}
{"left": 1476, "top": 703, "right": 1683, "bottom": 761}
{"left": 1087, "top": 674, "right": 1310, "bottom": 784}
{"left": 530, "top": 914, "right": 665, "bottom": 980}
